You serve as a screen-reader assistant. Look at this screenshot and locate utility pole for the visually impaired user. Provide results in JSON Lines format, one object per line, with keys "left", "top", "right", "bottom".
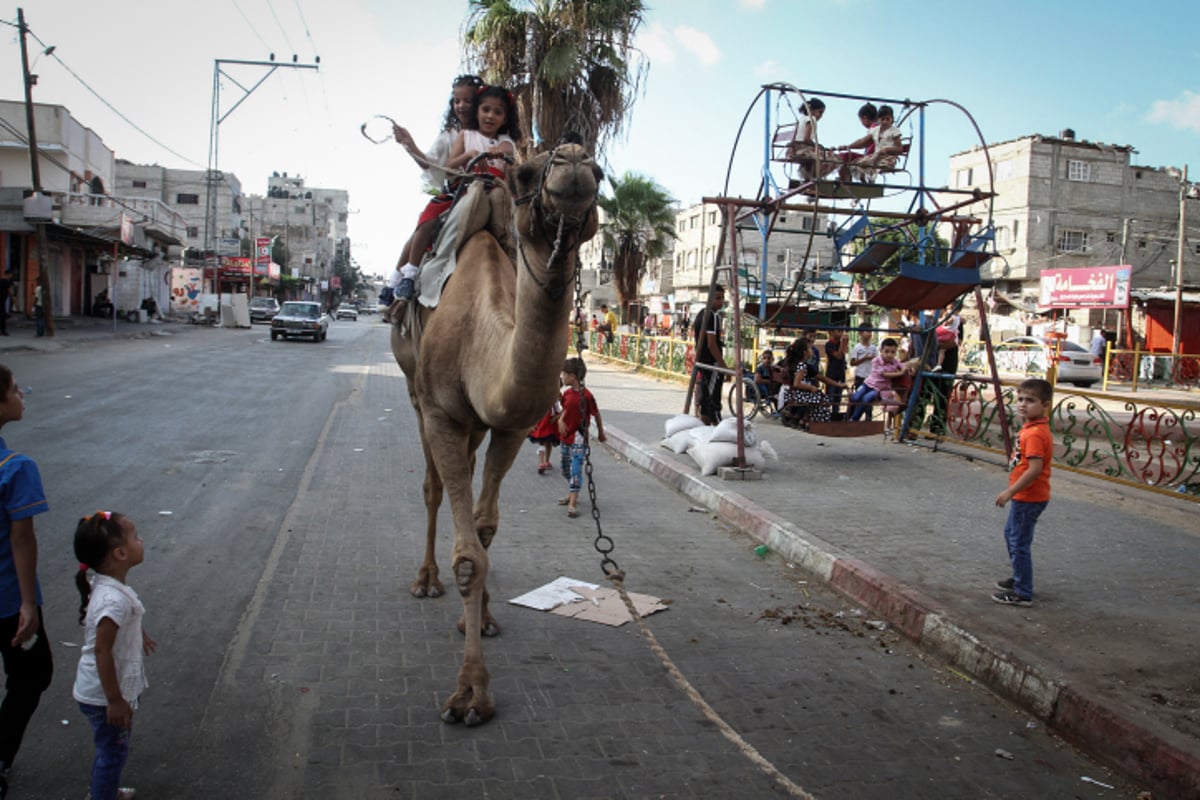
{"left": 1118, "top": 216, "right": 1132, "bottom": 347}
{"left": 17, "top": 8, "right": 55, "bottom": 336}
{"left": 1172, "top": 165, "right": 1188, "bottom": 356}
{"left": 203, "top": 56, "right": 319, "bottom": 303}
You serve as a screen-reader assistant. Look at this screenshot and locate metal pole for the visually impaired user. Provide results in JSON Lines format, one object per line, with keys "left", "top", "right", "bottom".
{"left": 724, "top": 202, "right": 747, "bottom": 468}
{"left": 1173, "top": 165, "right": 1188, "bottom": 356}
{"left": 17, "top": 8, "right": 55, "bottom": 336}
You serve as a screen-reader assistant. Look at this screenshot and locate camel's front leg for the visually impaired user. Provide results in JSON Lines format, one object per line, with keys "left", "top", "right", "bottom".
{"left": 424, "top": 413, "right": 494, "bottom": 726}
{"left": 469, "top": 429, "right": 526, "bottom": 638}
{"left": 409, "top": 451, "right": 444, "bottom": 598}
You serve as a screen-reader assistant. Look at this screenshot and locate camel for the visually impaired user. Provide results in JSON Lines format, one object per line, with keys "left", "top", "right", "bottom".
{"left": 391, "top": 143, "right": 602, "bottom": 726}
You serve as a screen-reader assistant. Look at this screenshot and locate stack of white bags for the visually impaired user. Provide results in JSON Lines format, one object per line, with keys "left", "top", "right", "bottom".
{"left": 661, "top": 415, "right": 778, "bottom": 476}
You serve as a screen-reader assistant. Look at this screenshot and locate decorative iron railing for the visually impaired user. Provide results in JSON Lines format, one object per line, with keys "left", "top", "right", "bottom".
{"left": 920, "top": 375, "right": 1199, "bottom": 498}
{"left": 586, "top": 329, "right": 1200, "bottom": 499}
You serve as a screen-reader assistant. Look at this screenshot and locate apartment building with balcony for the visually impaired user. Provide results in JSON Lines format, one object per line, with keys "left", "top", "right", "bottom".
{"left": 0, "top": 101, "right": 184, "bottom": 317}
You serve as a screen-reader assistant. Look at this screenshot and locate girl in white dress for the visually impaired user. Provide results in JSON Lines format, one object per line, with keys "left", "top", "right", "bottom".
{"left": 73, "top": 512, "right": 156, "bottom": 800}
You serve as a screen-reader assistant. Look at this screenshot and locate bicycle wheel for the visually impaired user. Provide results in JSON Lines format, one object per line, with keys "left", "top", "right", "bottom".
{"left": 727, "top": 378, "right": 762, "bottom": 421}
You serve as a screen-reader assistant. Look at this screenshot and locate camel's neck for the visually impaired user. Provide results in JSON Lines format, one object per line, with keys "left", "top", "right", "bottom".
{"left": 505, "top": 236, "right": 577, "bottom": 396}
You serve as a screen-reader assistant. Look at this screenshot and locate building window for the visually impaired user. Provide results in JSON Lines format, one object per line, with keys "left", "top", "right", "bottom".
{"left": 1056, "top": 229, "right": 1089, "bottom": 253}
{"left": 1067, "top": 160, "right": 1090, "bottom": 182}
{"left": 689, "top": 215, "right": 698, "bottom": 230}
{"left": 704, "top": 247, "right": 715, "bottom": 266}
{"left": 995, "top": 226, "right": 1012, "bottom": 250}
{"left": 132, "top": 180, "right": 147, "bottom": 188}
{"left": 707, "top": 211, "right": 717, "bottom": 225}
{"left": 1137, "top": 239, "right": 1147, "bottom": 249}
{"left": 678, "top": 221, "right": 685, "bottom": 233}
{"left": 1106, "top": 232, "right": 1116, "bottom": 243}
{"left": 1194, "top": 243, "right": 1200, "bottom": 256}
{"left": 186, "top": 226, "right": 199, "bottom": 238}
{"left": 995, "top": 160, "right": 1015, "bottom": 182}
{"left": 956, "top": 167, "right": 973, "bottom": 188}
{"left": 176, "top": 193, "right": 199, "bottom": 204}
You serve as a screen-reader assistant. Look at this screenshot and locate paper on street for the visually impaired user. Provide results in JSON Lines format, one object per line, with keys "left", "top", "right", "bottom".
{"left": 509, "top": 576, "right": 668, "bottom": 627}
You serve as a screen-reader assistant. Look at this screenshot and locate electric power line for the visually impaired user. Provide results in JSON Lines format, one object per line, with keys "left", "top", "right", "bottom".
{"left": 230, "top": 0, "right": 275, "bottom": 53}
{"left": 25, "top": 27, "right": 205, "bottom": 168}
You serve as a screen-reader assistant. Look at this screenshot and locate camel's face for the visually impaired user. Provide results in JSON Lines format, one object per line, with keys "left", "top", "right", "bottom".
{"left": 510, "top": 143, "right": 603, "bottom": 243}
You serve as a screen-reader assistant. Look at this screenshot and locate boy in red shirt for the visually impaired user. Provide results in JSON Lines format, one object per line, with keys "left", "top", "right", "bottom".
{"left": 993, "top": 379, "right": 1053, "bottom": 606}
{"left": 557, "top": 358, "right": 606, "bottom": 518}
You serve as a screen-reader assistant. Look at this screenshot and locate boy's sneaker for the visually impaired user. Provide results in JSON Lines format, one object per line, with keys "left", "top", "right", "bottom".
{"left": 991, "top": 590, "right": 1032, "bottom": 607}
{"left": 395, "top": 278, "right": 415, "bottom": 301}
{"left": 995, "top": 577, "right": 1014, "bottom": 591}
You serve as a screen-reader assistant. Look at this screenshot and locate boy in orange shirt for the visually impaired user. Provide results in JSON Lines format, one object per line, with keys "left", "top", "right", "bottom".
{"left": 993, "top": 379, "right": 1053, "bottom": 606}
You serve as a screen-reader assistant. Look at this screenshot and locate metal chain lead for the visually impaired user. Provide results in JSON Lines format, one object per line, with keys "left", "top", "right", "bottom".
{"left": 572, "top": 258, "right": 617, "bottom": 576}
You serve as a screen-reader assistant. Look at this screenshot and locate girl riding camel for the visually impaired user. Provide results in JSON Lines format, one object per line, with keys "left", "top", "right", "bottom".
{"left": 390, "top": 84, "right": 522, "bottom": 315}
{"left": 385, "top": 75, "right": 483, "bottom": 316}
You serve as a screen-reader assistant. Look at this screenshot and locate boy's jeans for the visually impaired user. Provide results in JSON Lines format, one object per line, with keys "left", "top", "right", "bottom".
{"left": 562, "top": 442, "right": 586, "bottom": 493}
{"left": 1003, "top": 499, "right": 1047, "bottom": 599}
{"left": 79, "top": 702, "right": 131, "bottom": 800}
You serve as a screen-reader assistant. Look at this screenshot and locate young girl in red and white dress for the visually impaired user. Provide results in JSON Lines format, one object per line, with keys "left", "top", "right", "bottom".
{"left": 932, "top": 307, "right": 961, "bottom": 372}
{"left": 391, "top": 84, "right": 522, "bottom": 310}
{"left": 528, "top": 394, "right": 562, "bottom": 475}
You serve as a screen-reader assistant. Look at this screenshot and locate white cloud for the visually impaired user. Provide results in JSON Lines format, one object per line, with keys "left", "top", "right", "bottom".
{"left": 674, "top": 26, "right": 722, "bottom": 67}
{"left": 754, "top": 59, "right": 783, "bottom": 79}
{"left": 637, "top": 22, "right": 676, "bottom": 65}
{"left": 1146, "top": 90, "right": 1200, "bottom": 133}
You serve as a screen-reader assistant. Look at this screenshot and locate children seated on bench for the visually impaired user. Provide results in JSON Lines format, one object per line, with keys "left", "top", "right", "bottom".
{"left": 836, "top": 104, "right": 904, "bottom": 183}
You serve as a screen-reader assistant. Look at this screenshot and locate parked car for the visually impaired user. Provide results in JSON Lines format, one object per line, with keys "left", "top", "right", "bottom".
{"left": 993, "top": 336, "right": 1102, "bottom": 387}
{"left": 249, "top": 296, "right": 280, "bottom": 323}
{"left": 270, "top": 301, "right": 329, "bottom": 342}
{"left": 335, "top": 305, "right": 358, "bottom": 321}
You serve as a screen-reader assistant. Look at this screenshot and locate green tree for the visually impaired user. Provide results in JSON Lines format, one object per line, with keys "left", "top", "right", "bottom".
{"left": 463, "top": 0, "right": 648, "bottom": 159}
{"left": 597, "top": 172, "right": 676, "bottom": 313}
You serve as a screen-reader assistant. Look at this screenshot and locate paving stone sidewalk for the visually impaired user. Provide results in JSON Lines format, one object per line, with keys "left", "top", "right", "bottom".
{"left": 582, "top": 357, "right": 1200, "bottom": 799}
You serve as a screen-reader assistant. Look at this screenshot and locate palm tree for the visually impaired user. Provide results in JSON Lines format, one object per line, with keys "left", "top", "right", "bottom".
{"left": 598, "top": 172, "right": 676, "bottom": 313}
{"left": 463, "top": 0, "right": 648, "bottom": 159}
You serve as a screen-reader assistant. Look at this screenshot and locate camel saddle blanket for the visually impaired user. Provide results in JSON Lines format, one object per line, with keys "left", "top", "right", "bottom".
{"left": 417, "top": 179, "right": 517, "bottom": 308}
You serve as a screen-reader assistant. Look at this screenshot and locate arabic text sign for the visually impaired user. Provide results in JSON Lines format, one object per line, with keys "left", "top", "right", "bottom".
{"left": 1038, "top": 266, "right": 1131, "bottom": 309}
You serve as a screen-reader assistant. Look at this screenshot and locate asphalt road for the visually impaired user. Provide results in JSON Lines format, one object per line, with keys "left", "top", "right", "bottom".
{"left": 0, "top": 320, "right": 1135, "bottom": 799}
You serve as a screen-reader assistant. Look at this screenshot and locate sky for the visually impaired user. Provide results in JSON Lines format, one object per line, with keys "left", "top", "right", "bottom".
{"left": 3, "top": 0, "right": 1198, "bottom": 277}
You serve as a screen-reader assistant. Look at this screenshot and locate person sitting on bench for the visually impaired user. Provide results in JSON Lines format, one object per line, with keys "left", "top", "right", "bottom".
{"left": 786, "top": 98, "right": 839, "bottom": 182}
{"left": 779, "top": 336, "right": 848, "bottom": 430}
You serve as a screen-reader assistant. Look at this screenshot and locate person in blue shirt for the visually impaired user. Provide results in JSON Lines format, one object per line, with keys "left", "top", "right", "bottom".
{"left": 0, "top": 364, "right": 52, "bottom": 798}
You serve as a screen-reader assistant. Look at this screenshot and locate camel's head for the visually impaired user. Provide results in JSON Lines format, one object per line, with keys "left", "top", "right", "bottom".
{"left": 510, "top": 142, "right": 603, "bottom": 246}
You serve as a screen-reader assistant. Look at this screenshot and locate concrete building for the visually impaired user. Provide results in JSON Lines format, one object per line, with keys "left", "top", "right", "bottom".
{"left": 0, "top": 101, "right": 183, "bottom": 319}
{"left": 114, "top": 161, "right": 239, "bottom": 257}
{"left": 671, "top": 201, "right": 836, "bottom": 310}
{"left": 243, "top": 172, "right": 350, "bottom": 299}
{"left": 947, "top": 131, "right": 1198, "bottom": 343}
